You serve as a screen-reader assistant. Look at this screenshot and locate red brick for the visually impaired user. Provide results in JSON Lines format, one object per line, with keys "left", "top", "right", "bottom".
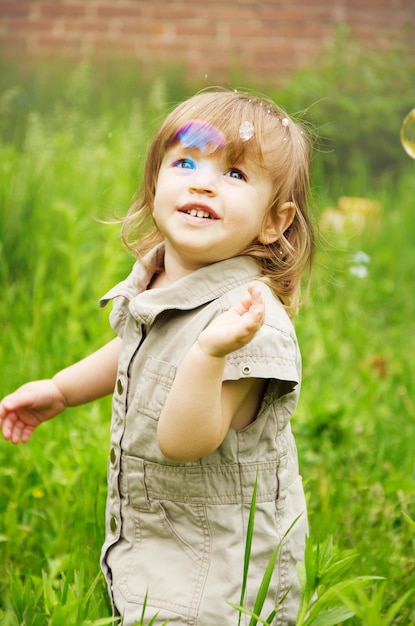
{"left": 39, "top": 3, "right": 87, "bottom": 18}
{"left": 96, "top": 4, "right": 144, "bottom": 18}
{"left": 0, "top": 0, "right": 413, "bottom": 83}
{"left": 65, "top": 18, "right": 113, "bottom": 34}
{"left": 0, "top": 1, "right": 31, "bottom": 18}
{"left": 4, "top": 18, "right": 57, "bottom": 33}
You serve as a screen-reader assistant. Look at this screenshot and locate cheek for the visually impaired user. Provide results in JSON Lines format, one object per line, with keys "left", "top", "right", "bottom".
{"left": 152, "top": 183, "right": 167, "bottom": 213}
{"left": 151, "top": 193, "right": 163, "bottom": 224}
{"left": 153, "top": 170, "right": 178, "bottom": 203}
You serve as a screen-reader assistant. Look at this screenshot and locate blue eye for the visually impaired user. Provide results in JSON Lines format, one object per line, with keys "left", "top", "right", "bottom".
{"left": 173, "top": 158, "right": 195, "bottom": 170}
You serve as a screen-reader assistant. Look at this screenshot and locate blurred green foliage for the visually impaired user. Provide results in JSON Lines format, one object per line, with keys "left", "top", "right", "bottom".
{"left": 1, "top": 27, "right": 414, "bottom": 185}
{"left": 274, "top": 28, "right": 415, "bottom": 184}
{"left": 0, "top": 29, "right": 414, "bottom": 624}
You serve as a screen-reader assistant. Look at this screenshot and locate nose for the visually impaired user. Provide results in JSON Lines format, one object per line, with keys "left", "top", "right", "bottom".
{"left": 189, "top": 184, "right": 216, "bottom": 197}
{"left": 188, "top": 162, "right": 217, "bottom": 197}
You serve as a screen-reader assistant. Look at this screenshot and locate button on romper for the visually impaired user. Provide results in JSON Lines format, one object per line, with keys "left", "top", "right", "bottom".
{"left": 99, "top": 246, "right": 308, "bottom": 626}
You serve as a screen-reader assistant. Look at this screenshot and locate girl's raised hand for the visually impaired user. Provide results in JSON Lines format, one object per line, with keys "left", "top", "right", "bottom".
{"left": 197, "top": 284, "right": 265, "bottom": 358}
{"left": 0, "top": 380, "right": 68, "bottom": 444}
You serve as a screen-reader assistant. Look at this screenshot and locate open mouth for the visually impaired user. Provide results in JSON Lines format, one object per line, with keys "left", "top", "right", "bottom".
{"left": 185, "top": 208, "right": 214, "bottom": 219}
{"left": 179, "top": 203, "right": 218, "bottom": 220}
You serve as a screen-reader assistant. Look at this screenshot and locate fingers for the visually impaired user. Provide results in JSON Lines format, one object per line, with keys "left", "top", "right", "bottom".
{"left": 246, "top": 284, "right": 265, "bottom": 325}
{"left": 14, "top": 421, "right": 35, "bottom": 444}
{"left": 1, "top": 411, "right": 35, "bottom": 444}
{"left": 233, "top": 284, "right": 264, "bottom": 315}
{"left": 196, "top": 284, "right": 266, "bottom": 358}
{"left": 0, "top": 394, "right": 35, "bottom": 444}
{"left": 0, "top": 398, "right": 11, "bottom": 433}
{"left": 1, "top": 411, "right": 19, "bottom": 443}
{"left": 235, "top": 284, "right": 264, "bottom": 332}
{"left": 0, "top": 396, "right": 9, "bottom": 422}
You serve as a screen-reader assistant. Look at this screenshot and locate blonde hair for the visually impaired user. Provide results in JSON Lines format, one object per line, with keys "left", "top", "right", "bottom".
{"left": 121, "top": 88, "right": 316, "bottom": 313}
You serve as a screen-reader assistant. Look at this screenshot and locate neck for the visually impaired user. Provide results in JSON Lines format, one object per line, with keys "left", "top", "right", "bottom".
{"left": 152, "top": 245, "right": 206, "bottom": 288}
{"left": 148, "top": 271, "right": 171, "bottom": 289}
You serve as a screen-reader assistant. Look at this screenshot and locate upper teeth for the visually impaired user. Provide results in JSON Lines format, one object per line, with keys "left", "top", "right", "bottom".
{"left": 187, "top": 209, "right": 212, "bottom": 219}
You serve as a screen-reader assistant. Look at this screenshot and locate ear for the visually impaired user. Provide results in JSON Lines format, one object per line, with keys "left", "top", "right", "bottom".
{"left": 258, "top": 201, "right": 296, "bottom": 245}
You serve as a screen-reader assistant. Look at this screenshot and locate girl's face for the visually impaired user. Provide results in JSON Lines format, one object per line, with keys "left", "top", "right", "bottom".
{"left": 152, "top": 123, "right": 274, "bottom": 275}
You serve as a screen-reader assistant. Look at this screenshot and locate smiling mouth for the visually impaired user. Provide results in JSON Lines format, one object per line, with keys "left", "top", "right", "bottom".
{"left": 180, "top": 203, "right": 218, "bottom": 219}
{"left": 185, "top": 208, "right": 214, "bottom": 219}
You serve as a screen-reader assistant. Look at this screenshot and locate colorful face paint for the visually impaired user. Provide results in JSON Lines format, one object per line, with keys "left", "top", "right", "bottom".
{"left": 166, "top": 120, "right": 226, "bottom": 153}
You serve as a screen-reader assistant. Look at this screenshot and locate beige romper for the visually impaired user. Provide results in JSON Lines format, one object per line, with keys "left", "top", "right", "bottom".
{"left": 99, "top": 245, "right": 308, "bottom": 626}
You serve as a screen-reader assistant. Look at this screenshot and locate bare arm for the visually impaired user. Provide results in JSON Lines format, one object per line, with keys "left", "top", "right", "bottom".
{"left": 52, "top": 337, "right": 121, "bottom": 406}
{"left": 0, "top": 337, "right": 121, "bottom": 444}
{"left": 157, "top": 285, "right": 265, "bottom": 462}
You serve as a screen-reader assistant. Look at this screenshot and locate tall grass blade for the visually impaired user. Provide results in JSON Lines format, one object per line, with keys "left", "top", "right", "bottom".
{"left": 307, "top": 606, "right": 354, "bottom": 626}
{"left": 237, "top": 470, "right": 258, "bottom": 626}
{"left": 231, "top": 475, "right": 302, "bottom": 626}
{"left": 249, "top": 515, "right": 301, "bottom": 625}
{"left": 402, "top": 511, "right": 415, "bottom": 530}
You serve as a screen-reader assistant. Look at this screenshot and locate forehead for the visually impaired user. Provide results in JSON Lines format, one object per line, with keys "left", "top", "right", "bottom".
{"left": 165, "top": 118, "right": 266, "bottom": 169}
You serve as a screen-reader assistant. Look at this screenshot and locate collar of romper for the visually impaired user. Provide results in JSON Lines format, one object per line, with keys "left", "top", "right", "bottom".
{"left": 99, "top": 243, "right": 262, "bottom": 325}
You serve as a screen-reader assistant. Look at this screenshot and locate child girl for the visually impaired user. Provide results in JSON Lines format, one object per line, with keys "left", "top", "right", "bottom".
{"left": 0, "top": 89, "right": 315, "bottom": 625}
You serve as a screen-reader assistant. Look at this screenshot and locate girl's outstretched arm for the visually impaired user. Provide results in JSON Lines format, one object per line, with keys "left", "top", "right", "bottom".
{"left": 157, "top": 284, "right": 266, "bottom": 462}
{"left": 0, "top": 337, "right": 121, "bottom": 444}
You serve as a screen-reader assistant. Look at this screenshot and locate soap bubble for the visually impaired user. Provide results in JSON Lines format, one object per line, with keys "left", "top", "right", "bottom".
{"left": 167, "top": 120, "right": 225, "bottom": 154}
{"left": 400, "top": 108, "right": 415, "bottom": 159}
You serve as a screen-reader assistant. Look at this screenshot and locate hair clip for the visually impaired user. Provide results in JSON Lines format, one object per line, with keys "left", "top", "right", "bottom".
{"left": 239, "top": 121, "right": 255, "bottom": 142}
{"left": 281, "top": 117, "right": 290, "bottom": 127}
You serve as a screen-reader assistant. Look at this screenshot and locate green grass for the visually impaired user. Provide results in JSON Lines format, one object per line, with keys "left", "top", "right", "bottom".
{"left": 293, "top": 171, "right": 415, "bottom": 623}
{"left": 0, "top": 59, "right": 414, "bottom": 624}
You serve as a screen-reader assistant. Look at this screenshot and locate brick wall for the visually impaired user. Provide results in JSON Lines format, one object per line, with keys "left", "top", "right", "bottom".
{"left": 0, "top": 0, "right": 414, "bottom": 84}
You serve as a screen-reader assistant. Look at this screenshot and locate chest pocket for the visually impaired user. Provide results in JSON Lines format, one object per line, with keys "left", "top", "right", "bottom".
{"left": 133, "top": 356, "right": 177, "bottom": 421}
